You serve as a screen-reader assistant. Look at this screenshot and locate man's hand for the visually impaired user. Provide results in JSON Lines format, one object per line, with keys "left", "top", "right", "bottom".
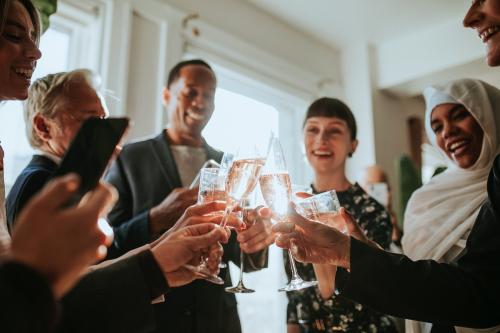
{"left": 272, "top": 204, "right": 351, "bottom": 269}
{"left": 237, "top": 207, "right": 275, "bottom": 253}
{"left": 149, "top": 187, "right": 198, "bottom": 237}
{"left": 150, "top": 201, "right": 242, "bottom": 247}
{"left": 11, "top": 175, "right": 116, "bottom": 299}
{"left": 151, "top": 223, "right": 228, "bottom": 287}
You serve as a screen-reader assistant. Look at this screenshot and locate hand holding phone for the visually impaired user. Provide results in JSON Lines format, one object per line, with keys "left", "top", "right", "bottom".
{"left": 52, "top": 117, "right": 130, "bottom": 206}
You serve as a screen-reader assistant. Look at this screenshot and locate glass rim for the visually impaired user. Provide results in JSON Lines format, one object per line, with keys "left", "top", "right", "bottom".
{"left": 200, "top": 167, "right": 221, "bottom": 173}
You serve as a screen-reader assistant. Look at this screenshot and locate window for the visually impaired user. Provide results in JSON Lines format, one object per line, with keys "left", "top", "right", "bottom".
{"left": 0, "top": 26, "right": 71, "bottom": 194}
{"left": 203, "top": 87, "right": 287, "bottom": 333}
{"left": 203, "top": 88, "right": 279, "bottom": 153}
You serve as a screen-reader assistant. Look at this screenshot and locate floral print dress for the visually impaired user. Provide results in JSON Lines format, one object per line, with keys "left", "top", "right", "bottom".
{"left": 285, "top": 183, "right": 397, "bottom": 333}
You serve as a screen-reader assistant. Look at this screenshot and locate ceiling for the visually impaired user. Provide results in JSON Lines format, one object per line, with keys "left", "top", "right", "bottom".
{"left": 245, "top": 0, "right": 471, "bottom": 48}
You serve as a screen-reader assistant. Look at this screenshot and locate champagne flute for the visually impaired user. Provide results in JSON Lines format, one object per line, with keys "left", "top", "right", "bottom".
{"left": 183, "top": 167, "right": 227, "bottom": 285}
{"left": 220, "top": 145, "right": 267, "bottom": 228}
{"left": 259, "top": 137, "right": 318, "bottom": 292}
{"left": 225, "top": 189, "right": 257, "bottom": 294}
{"left": 219, "top": 144, "right": 268, "bottom": 270}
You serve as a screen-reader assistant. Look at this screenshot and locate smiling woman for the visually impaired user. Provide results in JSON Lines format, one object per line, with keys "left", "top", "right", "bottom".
{"left": 284, "top": 97, "right": 396, "bottom": 333}
{"left": 463, "top": 0, "right": 500, "bottom": 66}
{"left": 430, "top": 103, "right": 484, "bottom": 169}
{"left": 402, "top": 78, "right": 500, "bottom": 333}
{"left": 0, "top": 0, "right": 41, "bottom": 100}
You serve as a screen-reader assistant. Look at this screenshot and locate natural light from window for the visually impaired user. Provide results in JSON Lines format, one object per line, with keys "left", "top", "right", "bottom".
{"left": 203, "top": 87, "right": 287, "bottom": 333}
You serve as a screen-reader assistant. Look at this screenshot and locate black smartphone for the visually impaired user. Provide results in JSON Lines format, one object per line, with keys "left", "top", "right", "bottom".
{"left": 52, "top": 117, "right": 130, "bottom": 206}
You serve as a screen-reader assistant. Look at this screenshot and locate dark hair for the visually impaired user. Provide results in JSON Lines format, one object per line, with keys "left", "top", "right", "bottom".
{"left": 166, "top": 59, "right": 214, "bottom": 88}
{"left": 0, "top": 0, "right": 41, "bottom": 43}
{"left": 303, "top": 97, "right": 357, "bottom": 140}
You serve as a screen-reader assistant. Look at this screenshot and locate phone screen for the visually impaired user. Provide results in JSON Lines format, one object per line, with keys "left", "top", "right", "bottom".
{"left": 53, "top": 117, "right": 130, "bottom": 204}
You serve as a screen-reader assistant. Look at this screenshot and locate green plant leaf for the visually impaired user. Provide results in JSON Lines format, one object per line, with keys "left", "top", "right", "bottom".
{"left": 33, "top": 0, "right": 57, "bottom": 33}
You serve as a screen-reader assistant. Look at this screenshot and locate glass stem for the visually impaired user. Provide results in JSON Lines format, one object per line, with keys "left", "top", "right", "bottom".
{"left": 238, "top": 250, "right": 245, "bottom": 285}
{"left": 220, "top": 199, "right": 237, "bottom": 228}
{"left": 288, "top": 249, "right": 301, "bottom": 282}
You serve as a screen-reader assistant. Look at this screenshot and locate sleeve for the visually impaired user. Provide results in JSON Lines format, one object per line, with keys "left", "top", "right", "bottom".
{"left": 58, "top": 251, "right": 168, "bottom": 333}
{"left": 0, "top": 261, "right": 59, "bottom": 333}
{"left": 335, "top": 237, "right": 500, "bottom": 329}
{"left": 104, "top": 158, "right": 150, "bottom": 259}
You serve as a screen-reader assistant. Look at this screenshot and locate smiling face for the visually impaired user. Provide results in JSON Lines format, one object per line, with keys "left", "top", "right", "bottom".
{"left": 464, "top": 0, "right": 500, "bottom": 66}
{"left": 0, "top": 0, "right": 41, "bottom": 100}
{"left": 163, "top": 64, "right": 216, "bottom": 137}
{"left": 430, "top": 103, "right": 484, "bottom": 169}
{"left": 39, "top": 81, "right": 107, "bottom": 157}
{"left": 303, "top": 116, "right": 358, "bottom": 175}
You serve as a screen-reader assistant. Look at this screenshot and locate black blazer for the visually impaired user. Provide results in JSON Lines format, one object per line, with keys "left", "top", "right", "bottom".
{"left": 336, "top": 155, "right": 500, "bottom": 332}
{"left": 105, "top": 131, "right": 267, "bottom": 333}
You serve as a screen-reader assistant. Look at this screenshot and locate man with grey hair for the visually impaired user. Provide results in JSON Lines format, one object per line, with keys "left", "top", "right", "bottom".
{"left": 7, "top": 69, "right": 107, "bottom": 231}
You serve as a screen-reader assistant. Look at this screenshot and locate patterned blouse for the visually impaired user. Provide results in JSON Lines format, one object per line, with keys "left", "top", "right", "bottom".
{"left": 285, "top": 183, "right": 397, "bottom": 333}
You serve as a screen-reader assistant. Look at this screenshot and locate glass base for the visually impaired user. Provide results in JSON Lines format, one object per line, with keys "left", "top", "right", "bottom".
{"left": 225, "top": 282, "right": 255, "bottom": 293}
{"left": 184, "top": 264, "right": 224, "bottom": 285}
{"left": 278, "top": 278, "right": 317, "bottom": 292}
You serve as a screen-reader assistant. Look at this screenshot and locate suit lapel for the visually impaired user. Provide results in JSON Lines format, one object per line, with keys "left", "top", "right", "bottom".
{"left": 151, "top": 130, "right": 224, "bottom": 189}
{"left": 150, "top": 131, "right": 182, "bottom": 189}
{"left": 204, "top": 140, "right": 224, "bottom": 164}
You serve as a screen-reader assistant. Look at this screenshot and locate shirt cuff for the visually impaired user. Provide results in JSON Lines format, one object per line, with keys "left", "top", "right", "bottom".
{"left": 137, "top": 249, "right": 169, "bottom": 299}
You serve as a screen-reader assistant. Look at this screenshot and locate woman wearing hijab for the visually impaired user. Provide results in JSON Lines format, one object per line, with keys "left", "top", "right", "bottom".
{"left": 401, "top": 78, "right": 500, "bottom": 333}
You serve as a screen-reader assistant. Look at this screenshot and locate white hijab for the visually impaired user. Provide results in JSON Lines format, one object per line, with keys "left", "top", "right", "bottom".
{"left": 402, "top": 79, "right": 500, "bottom": 333}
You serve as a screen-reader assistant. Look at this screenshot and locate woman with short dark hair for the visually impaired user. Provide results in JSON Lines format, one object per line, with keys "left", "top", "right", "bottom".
{"left": 285, "top": 97, "right": 397, "bottom": 333}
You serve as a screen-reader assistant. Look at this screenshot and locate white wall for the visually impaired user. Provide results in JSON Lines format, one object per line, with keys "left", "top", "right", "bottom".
{"left": 159, "top": 0, "right": 340, "bottom": 83}
{"left": 341, "top": 43, "right": 376, "bottom": 182}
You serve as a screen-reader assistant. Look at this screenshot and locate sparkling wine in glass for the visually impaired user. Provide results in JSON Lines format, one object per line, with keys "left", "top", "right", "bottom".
{"left": 219, "top": 143, "right": 269, "bottom": 271}
{"left": 220, "top": 157, "right": 266, "bottom": 228}
{"left": 259, "top": 137, "right": 318, "bottom": 292}
{"left": 183, "top": 167, "right": 227, "bottom": 285}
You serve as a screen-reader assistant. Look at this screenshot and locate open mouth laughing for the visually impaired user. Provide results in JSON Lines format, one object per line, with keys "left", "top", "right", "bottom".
{"left": 479, "top": 25, "right": 500, "bottom": 43}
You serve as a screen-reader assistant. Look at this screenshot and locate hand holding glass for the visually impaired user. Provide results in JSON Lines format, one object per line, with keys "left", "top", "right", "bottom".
{"left": 259, "top": 137, "right": 318, "bottom": 292}
{"left": 295, "top": 190, "right": 346, "bottom": 234}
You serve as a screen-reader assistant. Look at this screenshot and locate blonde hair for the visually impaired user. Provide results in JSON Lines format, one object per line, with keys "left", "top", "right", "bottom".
{"left": 25, "top": 69, "right": 101, "bottom": 148}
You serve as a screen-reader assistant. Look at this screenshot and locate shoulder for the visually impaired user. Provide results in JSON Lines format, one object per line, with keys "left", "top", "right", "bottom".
{"left": 7, "top": 159, "right": 54, "bottom": 227}
{"left": 120, "top": 135, "right": 160, "bottom": 157}
{"left": 10, "top": 158, "right": 54, "bottom": 198}
{"left": 342, "top": 183, "right": 389, "bottom": 219}
{"left": 204, "top": 141, "right": 224, "bottom": 162}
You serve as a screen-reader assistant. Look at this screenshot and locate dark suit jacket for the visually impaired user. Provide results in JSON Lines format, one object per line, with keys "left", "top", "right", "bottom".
{"left": 6, "top": 155, "right": 56, "bottom": 232}
{"left": 105, "top": 131, "right": 267, "bottom": 333}
{"left": 6, "top": 155, "right": 148, "bottom": 257}
{"left": 336, "top": 155, "right": 500, "bottom": 332}
{"left": 0, "top": 261, "right": 58, "bottom": 333}
{"left": 5, "top": 155, "right": 164, "bottom": 333}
